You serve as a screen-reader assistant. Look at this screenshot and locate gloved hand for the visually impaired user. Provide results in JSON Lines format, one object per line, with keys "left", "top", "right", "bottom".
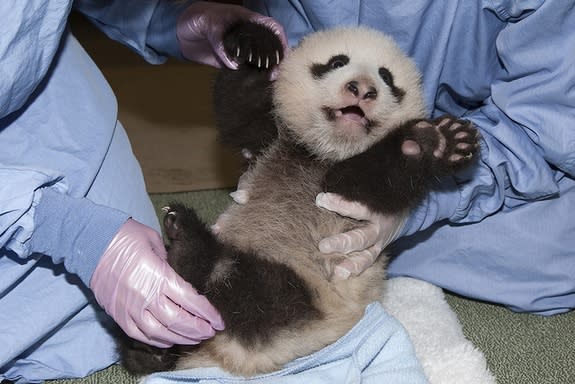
{"left": 90, "top": 219, "right": 224, "bottom": 348}
{"left": 176, "top": 1, "right": 288, "bottom": 69}
{"left": 316, "top": 193, "right": 408, "bottom": 280}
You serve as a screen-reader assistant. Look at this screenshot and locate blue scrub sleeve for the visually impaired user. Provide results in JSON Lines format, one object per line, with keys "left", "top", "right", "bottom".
{"left": 73, "top": 0, "right": 198, "bottom": 64}
{"left": 29, "top": 188, "right": 130, "bottom": 286}
{"left": 403, "top": 0, "right": 575, "bottom": 235}
{"left": 0, "top": 0, "right": 194, "bottom": 119}
{"left": 1, "top": 0, "right": 177, "bottom": 286}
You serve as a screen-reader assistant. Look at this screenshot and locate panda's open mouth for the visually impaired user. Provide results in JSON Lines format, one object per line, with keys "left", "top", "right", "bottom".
{"left": 323, "top": 105, "right": 372, "bottom": 129}
{"left": 338, "top": 105, "right": 365, "bottom": 121}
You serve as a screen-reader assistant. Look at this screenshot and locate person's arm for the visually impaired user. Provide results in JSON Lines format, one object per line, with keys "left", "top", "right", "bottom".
{"left": 74, "top": 0, "right": 287, "bottom": 67}
{"left": 29, "top": 188, "right": 129, "bottom": 284}
{"left": 0, "top": 0, "right": 76, "bottom": 256}
{"left": 73, "top": 0, "right": 191, "bottom": 64}
{"left": 27, "top": 187, "right": 225, "bottom": 347}
{"left": 0, "top": 0, "right": 225, "bottom": 348}
{"left": 403, "top": 0, "right": 575, "bottom": 236}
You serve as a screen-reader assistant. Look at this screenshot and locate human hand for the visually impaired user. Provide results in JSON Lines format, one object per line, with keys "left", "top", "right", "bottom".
{"left": 176, "top": 1, "right": 287, "bottom": 69}
{"left": 90, "top": 219, "right": 224, "bottom": 348}
{"left": 316, "top": 193, "right": 408, "bottom": 280}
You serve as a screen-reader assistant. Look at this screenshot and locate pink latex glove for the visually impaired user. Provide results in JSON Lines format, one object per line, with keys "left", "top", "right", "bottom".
{"left": 176, "top": 1, "right": 288, "bottom": 69}
{"left": 90, "top": 219, "right": 224, "bottom": 348}
{"left": 316, "top": 193, "right": 408, "bottom": 280}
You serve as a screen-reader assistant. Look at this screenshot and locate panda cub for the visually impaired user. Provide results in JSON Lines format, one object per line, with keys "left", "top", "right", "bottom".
{"left": 119, "top": 22, "right": 479, "bottom": 377}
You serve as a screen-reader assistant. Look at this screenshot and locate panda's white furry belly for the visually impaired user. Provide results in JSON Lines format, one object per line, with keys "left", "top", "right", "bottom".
{"left": 217, "top": 141, "right": 387, "bottom": 314}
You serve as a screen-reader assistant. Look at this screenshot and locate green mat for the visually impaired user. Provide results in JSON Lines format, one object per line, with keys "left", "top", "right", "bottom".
{"left": 49, "top": 190, "right": 575, "bottom": 384}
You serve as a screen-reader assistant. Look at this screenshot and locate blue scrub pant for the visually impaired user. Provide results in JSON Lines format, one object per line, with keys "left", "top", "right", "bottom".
{"left": 0, "top": 122, "right": 159, "bottom": 383}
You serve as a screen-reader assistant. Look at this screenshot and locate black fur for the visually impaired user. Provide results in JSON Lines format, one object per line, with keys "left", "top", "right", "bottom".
{"left": 117, "top": 339, "right": 179, "bottom": 375}
{"left": 119, "top": 204, "right": 320, "bottom": 375}
{"left": 310, "top": 54, "right": 350, "bottom": 79}
{"left": 163, "top": 204, "right": 321, "bottom": 346}
{"left": 323, "top": 116, "right": 478, "bottom": 214}
{"left": 378, "top": 67, "right": 405, "bottom": 102}
{"left": 212, "top": 22, "right": 284, "bottom": 160}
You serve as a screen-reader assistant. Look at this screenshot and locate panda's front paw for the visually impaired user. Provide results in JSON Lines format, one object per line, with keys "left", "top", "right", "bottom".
{"left": 402, "top": 115, "right": 480, "bottom": 173}
{"left": 223, "top": 21, "right": 284, "bottom": 70}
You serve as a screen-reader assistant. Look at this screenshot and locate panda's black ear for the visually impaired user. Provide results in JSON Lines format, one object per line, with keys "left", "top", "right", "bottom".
{"left": 223, "top": 21, "right": 284, "bottom": 70}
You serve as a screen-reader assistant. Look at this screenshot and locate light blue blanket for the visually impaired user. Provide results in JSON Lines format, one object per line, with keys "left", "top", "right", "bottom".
{"left": 141, "top": 302, "right": 428, "bottom": 384}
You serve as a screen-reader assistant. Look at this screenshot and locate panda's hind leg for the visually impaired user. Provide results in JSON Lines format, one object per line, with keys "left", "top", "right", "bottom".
{"left": 162, "top": 203, "right": 222, "bottom": 294}
{"left": 117, "top": 337, "right": 179, "bottom": 375}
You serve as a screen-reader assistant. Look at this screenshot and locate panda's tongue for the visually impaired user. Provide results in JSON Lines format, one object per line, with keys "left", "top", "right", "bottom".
{"left": 337, "top": 105, "right": 365, "bottom": 123}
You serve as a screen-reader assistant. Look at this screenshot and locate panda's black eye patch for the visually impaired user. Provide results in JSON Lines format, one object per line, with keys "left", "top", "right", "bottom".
{"left": 379, "top": 66, "right": 406, "bottom": 102}
{"left": 329, "top": 56, "right": 349, "bottom": 69}
{"left": 378, "top": 67, "right": 394, "bottom": 86}
{"left": 311, "top": 54, "right": 350, "bottom": 79}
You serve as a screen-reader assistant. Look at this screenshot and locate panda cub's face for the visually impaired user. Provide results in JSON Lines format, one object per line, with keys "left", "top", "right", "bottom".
{"left": 274, "top": 27, "right": 427, "bottom": 162}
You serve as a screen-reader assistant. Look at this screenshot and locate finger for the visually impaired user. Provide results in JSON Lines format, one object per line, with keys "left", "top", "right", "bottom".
{"left": 269, "top": 66, "right": 280, "bottom": 81}
{"left": 270, "top": 47, "right": 291, "bottom": 81}
{"left": 214, "top": 39, "right": 239, "bottom": 70}
{"left": 270, "top": 22, "right": 289, "bottom": 52}
{"left": 137, "top": 308, "right": 209, "bottom": 347}
{"left": 121, "top": 315, "right": 173, "bottom": 349}
{"left": 316, "top": 193, "right": 372, "bottom": 221}
{"left": 164, "top": 273, "right": 225, "bottom": 331}
{"left": 333, "top": 245, "right": 382, "bottom": 281}
{"left": 148, "top": 296, "right": 217, "bottom": 344}
{"left": 318, "top": 223, "right": 379, "bottom": 254}
{"left": 249, "top": 16, "right": 289, "bottom": 52}
{"left": 147, "top": 227, "right": 168, "bottom": 260}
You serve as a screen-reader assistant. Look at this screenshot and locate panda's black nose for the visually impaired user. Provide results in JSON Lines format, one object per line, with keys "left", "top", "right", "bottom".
{"left": 346, "top": 80, "right": 377, "bottom": 100}
{"left": 346, "top": 81, "right": 359, "bottom": 96}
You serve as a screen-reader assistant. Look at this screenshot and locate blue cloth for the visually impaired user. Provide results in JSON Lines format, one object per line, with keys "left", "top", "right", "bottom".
{"left": 0, "top": 0, "right": 187, "bottom": 382}
{"left": 141, "top": 303, "right": 428, "bottom": 384}
{"left": 246, "top": 0, "right": 575, "bottom": 315}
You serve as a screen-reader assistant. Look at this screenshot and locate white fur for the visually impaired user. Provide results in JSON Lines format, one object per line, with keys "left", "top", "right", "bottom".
{"left": 274, "top": 27, "right": 427, "bottom": 161}
{"left": 382, "top": 277, "right": 496, "bottom": 384}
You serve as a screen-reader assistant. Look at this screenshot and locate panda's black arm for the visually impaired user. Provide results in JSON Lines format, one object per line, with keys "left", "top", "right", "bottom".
{"left": 322, "top": 116, "right": 479, "bottom": 215}
{"left": 212, "top": 21, "right": 284, "bottom": 158}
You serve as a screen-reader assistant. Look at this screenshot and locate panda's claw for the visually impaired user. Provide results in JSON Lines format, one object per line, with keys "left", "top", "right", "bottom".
{"left": 223, "top": 22, "right": 284, "bottom": 70}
